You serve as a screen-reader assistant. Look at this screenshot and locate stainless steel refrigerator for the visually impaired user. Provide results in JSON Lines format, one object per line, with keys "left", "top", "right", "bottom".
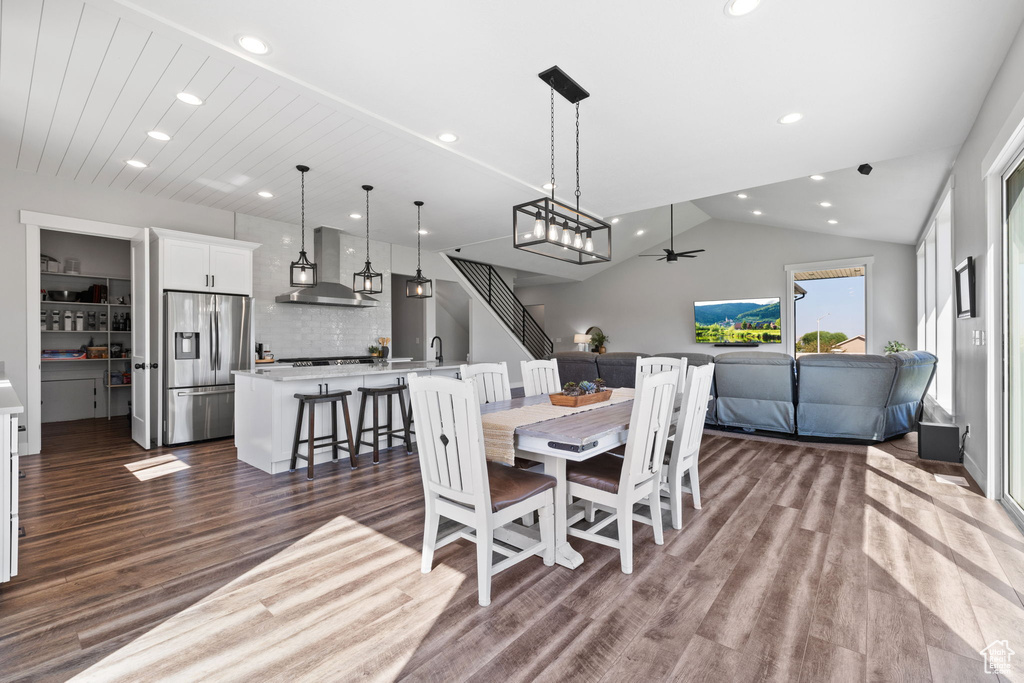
{"left": 164, "top": 292, "right": 252, "bottom": 445}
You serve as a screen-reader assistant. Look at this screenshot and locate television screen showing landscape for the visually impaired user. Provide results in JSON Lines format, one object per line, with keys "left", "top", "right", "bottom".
{"left": 694, "top": 298, "right": 782, "bottom": 344}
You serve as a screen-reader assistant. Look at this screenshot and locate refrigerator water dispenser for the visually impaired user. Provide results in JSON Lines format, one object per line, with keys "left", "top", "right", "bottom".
{"left": 175, "top": 332, "right": 200, "bottom": 360}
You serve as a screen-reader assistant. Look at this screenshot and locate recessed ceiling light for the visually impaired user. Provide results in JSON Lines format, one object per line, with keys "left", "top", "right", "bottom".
{"left": 147, "top": 130, "right": 170, "bottom": 142}
{"left": 542, "top": 183, "right": 557, "bottom": 190}
{"left": 636, "top": 229, "right": 645, "bottom": 236}
{"left": 349, "top": 213, "right": 362, "bottom": 219}
{"left": 418, "top": 229, "right": 429, "bottom": 235}
{"left": 125, "top": 159, "right": 147, "bottom": 168}
{"left": 819, "top": 201, "right": 832, "bottom": 208}
{"left": 810, "top": 175, "right": 825, "bottom": 181}
{"left": 611, "top": 218, "right": 619, "bottom": 224}
{"left": 736, "top": 193, "right": 748, "bottom": 199}
{"left": 257, "top": 191, "right": 274, "bottom": 198}
{"left": 176, "top": 92, "right": 203, "bottom": 106}
{"left": 724, "top": 0, "right": 761, "bottom": 17}
{"left": 777, "top": 112, "right": 803, "bottom": 125}
{"left": 827, "top": 219, "right": 839, "bottom": 225}
{"left": 237, "top": 35, "right": 270, "bottom": 55}
{"left": 437, "top": 132, "right": 458, "bottom": 143}
{"left": 751, "top": 210, "right": 763, "bottom": 216}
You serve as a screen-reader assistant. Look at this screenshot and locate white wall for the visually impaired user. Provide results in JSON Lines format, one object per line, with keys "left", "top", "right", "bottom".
{"left": 469, "top": 298, "right": 532, "bottom": 386}
{"left": 517, "top": 217, "right": 917, "bottom": 357}
{"left": 435, "top": 280, "right": 469, "bottom": 364}
{"left": 940, "top": 19, "right": 1024, "bottom": 495}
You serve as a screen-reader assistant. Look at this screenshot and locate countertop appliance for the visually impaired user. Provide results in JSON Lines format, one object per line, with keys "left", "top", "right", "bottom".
{"left": 275, "top": 355, "right": 375, "bottom": 367}
{"left": 164, "top": 292, "right": 252, "bottom": 445}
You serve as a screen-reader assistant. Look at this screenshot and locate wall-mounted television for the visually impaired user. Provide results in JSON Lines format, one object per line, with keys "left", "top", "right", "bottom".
{"left": 694, "top": 298, "right": 782, "bottom": 344}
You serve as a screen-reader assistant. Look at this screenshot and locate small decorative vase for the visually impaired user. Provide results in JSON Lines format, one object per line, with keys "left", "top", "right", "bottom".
{"left": 380, "top": 345, "right": 390, "bottom": 359}
{"left": 599, "top": 346, "right": 607, "bottom": 354}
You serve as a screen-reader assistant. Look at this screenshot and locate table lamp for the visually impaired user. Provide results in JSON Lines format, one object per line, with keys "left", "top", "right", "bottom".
{"left": 574, "top": 334, "right": 592, "bottom": 351}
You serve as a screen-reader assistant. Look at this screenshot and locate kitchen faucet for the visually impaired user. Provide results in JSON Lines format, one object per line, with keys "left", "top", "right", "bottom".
{"left": 430, "top": 336, "right": 443, "bottom": 364}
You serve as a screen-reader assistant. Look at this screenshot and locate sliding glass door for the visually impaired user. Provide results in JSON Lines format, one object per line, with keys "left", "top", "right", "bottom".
{"left": 1006, "top": 157, "right": 1024, "bottom": 509}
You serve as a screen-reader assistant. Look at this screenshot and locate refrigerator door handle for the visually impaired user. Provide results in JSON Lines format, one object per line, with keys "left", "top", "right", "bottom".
{"left": 176, "top": 388, "right": 233, "bottom": 397}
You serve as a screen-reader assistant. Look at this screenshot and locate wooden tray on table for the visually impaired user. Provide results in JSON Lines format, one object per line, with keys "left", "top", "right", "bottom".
{"left": 548, "top": 390, "right": 612, "bottom": 408}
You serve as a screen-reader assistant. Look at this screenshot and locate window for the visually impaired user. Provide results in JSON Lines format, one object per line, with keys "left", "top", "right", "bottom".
{"left": 916, "top": 188, "right": 954, "bottom": 415}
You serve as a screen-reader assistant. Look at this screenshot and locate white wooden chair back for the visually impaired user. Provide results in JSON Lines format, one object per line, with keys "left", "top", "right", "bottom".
{"left": 520, "top": 359, "right": 561, "bottom": 397}
{"left": 670, "top": 364, "right": 715, "bottom": 468}
{"left": 620, "top": 370, "right": 678, "bottom": 488}
{"left": 636, "top": 356, "right": 687, "bottom": 393}
{"left": 408, "top": 374, "right": 490, "bottom": 512}
{"left": 460, "top": 362, "right": 513, "bottom": 404}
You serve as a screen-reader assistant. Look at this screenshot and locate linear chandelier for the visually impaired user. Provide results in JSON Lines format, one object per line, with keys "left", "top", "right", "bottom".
{"left": 513, "top": 66, "right": 611, "bottom": 265}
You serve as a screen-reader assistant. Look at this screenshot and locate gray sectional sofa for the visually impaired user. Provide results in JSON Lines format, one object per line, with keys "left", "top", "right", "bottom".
{"left": 545, "top": 349, "right": 937, "bottom": 442}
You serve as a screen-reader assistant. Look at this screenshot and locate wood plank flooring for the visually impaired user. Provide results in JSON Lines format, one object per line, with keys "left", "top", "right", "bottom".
{"left": 2, "top": 418, "right": 1023, "bottom": 681}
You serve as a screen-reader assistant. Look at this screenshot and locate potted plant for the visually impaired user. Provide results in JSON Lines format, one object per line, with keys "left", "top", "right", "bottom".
{"left": 368, "top": 345, "right": 381, "bottom": 357}
{"left": 884, "top": 340, "right": 908, "bottom": 354}
{"left": 589, "top": 330, "right": 609, "bottom": 354}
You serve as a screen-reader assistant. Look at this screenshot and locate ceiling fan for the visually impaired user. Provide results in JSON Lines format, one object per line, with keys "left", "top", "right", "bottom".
{"left": 638, "top": 204, "right": 705, "bottom": 262}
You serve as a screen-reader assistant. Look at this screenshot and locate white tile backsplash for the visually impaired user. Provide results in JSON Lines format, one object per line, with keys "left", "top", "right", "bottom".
{"left": 236, "top": 214, "right": 392, "bottom": 359}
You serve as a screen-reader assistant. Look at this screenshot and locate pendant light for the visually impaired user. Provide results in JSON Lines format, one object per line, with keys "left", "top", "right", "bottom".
{"left": 289, "top": 164, "right": 317, "bottom": 287}
{"left": 406, "top": 201, "right": 433, "bottom": 298}
{"left": 353, "top": 184, "right": 383, "bottom": 294}
{"left": 512, "top": 66, "right": 611, "bottom": 265}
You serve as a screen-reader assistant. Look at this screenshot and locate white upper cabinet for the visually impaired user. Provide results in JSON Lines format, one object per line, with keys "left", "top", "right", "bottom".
{"left": 153, "top": 230, "right": 259, "bottom": 296}
{"left": 162, "top": 239, "right": 210, "bottom": 292}
{"left": 209, "top": 245, "right": 253, "bottom": 295}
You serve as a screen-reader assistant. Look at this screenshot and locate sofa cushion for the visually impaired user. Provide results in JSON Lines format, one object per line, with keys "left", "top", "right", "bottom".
{"left": 796, "top": 354, "right": 896, "bottom": 440}
{"left": 597, "top": 352, "right": 650, "bottom": 388}
{"left": 714, "top": 351, "right": 796, "bottom": 433}
{"left": 883, "top": 351, "right": 937, "bottom": 439}
{"left": 547, "top": 351, "right": 599, "bottom": 386}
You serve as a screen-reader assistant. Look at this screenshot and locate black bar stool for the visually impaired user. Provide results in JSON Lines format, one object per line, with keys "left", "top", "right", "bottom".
{"left": 290, "top": 390, "right": 356, "bottom": 479}
{"left": 355, "top": 382, "right": 413, "bottom": 464}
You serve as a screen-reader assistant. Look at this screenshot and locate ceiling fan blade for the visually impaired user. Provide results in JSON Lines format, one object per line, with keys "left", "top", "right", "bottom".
{"left": 678, "top": 254, "right": 699, "bottom": 258}
{"left": 674, "top": 249, "right": 706, "bottom": 255}
{"left": 663, "top": 248, "right": 674, "bottom": 255}
{"left": 657, "top": 256, "right": 668, "bottom": 261}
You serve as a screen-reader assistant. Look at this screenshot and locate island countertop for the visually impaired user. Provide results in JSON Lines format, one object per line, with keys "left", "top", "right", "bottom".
{"left": 232, "top": 360, "right": 463, "bottom": 382}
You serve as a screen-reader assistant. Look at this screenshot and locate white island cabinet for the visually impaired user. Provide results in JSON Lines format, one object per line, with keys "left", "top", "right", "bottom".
{"left": 1, "top": 371, "right": 25, "bottom": 584}
{"left": 232, "top": 361, "right": 461, "bottom": 474}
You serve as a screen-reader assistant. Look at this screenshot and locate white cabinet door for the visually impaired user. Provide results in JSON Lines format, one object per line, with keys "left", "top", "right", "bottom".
{"left": 209, "top": 245, "right": 252, "bottom": 295}
{"left": 163, "top": 240, "right": 210, "bottom": 292}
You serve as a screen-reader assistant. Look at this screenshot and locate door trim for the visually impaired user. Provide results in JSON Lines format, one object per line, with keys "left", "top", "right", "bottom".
{"left": 22, "top": 211, "right": 147, "bottom": 455}
{"left": 784, "top": 256, "right": 875, "bottom": 357}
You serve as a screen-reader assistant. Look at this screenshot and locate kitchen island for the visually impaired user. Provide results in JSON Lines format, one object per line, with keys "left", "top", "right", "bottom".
{"left": 232, "top": 361, "right": 461, "bottom": 474}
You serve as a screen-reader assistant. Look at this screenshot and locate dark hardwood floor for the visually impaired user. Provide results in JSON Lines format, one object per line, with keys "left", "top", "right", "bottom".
{"left": 2, "top": 418, "right": 1023, "bottom": 681}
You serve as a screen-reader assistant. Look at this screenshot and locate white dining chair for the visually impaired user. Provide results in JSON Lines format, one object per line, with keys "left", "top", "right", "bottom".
{"left": 520, "top": 359, "right": 561, "bottom": 397}
{"left": 460, "top": 361, "right": 513, "bottom": 404}
{"left": 565, "top": 369, "right": 679, "bottom": 574}
{"left": 663, "top": 363, "right": 714, "bottom": 528}
{"left": 408, "top": 374, "right": 556, "bottom": 606}
{"left": 636, "top": 356, "right": 687, "bottom": 394}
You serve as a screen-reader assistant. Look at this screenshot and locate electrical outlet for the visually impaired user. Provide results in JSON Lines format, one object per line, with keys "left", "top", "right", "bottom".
{"left": 555, "top": 337, "right": 562, "bottom": 343}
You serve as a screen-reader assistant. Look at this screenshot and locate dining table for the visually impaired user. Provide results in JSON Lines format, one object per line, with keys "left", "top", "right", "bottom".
{"left": 479, "top": 391, "right": 679, "bottom": 569}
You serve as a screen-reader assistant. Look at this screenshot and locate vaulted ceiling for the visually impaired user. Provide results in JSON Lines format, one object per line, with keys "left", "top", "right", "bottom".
{"left": 2, "top": 0, "right": 1022, "bottom": 278}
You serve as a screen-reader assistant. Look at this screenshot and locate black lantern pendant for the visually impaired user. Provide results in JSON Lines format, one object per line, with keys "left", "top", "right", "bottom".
{"left": 512, "top": 66, "right": 611, "bottom": 265}
{"left": 406, "top": 200, "right": 433, "bottom": 298}
{"left": 353, "top": 184, "right": 383, "bottom": 294}
{"left": 289, "top": 165, "right": 317, "bottom": 287}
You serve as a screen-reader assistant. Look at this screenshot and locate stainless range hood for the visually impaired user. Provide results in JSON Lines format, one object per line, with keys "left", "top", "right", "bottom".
{"left": 276, "top": 226, "right": 379, "bottom": 307}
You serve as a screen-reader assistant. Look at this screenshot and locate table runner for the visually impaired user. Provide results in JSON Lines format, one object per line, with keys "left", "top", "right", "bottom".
{"left": 481, "top": 388, "right": 635, "bottom": 465}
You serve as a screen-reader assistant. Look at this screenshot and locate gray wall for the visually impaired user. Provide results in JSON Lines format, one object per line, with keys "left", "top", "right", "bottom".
{"left": 517, "top": 217, "right": 917, "bottom": 357}
{"left": 391, "top": 273, "right": 425, "bottom": 359}
{"left": 943, "top": 19, "right": 1024, "bottom": 493}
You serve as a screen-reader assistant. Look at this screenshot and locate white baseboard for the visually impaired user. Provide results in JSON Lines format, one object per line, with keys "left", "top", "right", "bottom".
{"left": 963, "top": 447, "right": 987, "bottom": 497}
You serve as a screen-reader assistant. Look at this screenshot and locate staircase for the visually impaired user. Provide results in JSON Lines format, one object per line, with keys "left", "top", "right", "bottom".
{"left": 448, "top": 257, "right": 554, "bottom": 360}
